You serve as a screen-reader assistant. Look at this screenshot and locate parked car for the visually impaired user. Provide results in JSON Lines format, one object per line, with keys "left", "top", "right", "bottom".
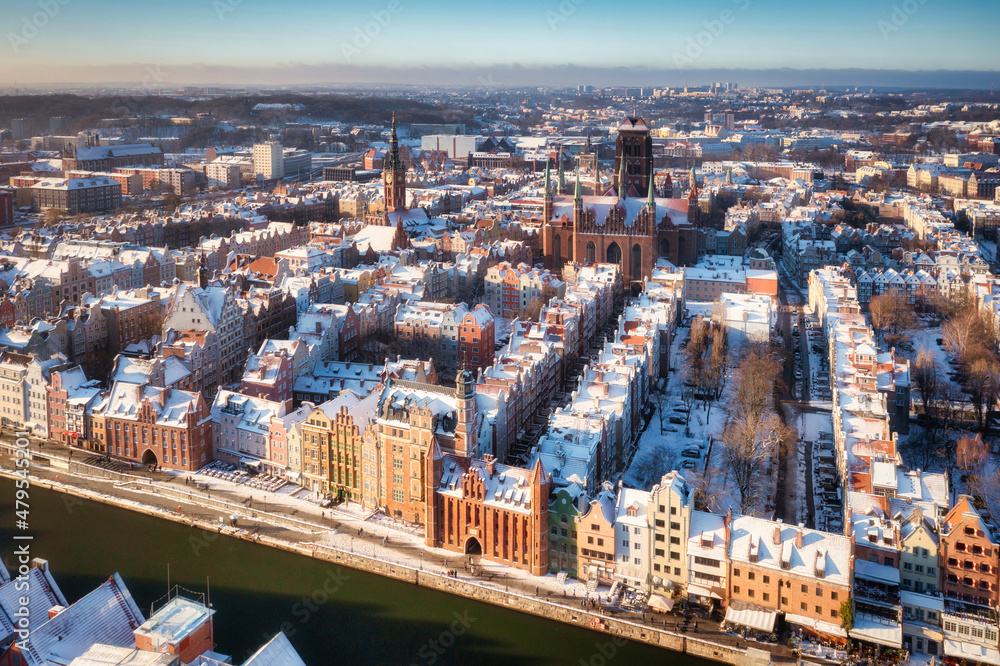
{"left": 795, "top": 370, "right": 803, "bottom": 379}
{"left": 681, "top": 448, "right": 700, "bottom": 458}
{"left": 669, "top": 416, "right": 686, "bottom": 425}
{"left": 681, "top": 459, "right": 697, "bottom": 470}
{"left": 672, "top": 404, "right": 689, "bottom": 413}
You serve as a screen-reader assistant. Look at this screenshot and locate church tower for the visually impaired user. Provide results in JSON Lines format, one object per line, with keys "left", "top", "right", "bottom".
{"left": 572, "top": 167, "right": 583, "bottom": 229}
{"left": 383, "top": 113, "right": 406, "bottom": 214}
{"left": 454, "top": 369, "right": 478, "bottom": 457}
{"left": 613, "top": 115, "right": 653, "bottom": 195}
{"left": 542, "top": 162, "right": 553, "bottom": 222}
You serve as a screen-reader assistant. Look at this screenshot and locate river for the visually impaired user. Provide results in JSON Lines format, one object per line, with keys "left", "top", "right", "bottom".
{"left": 0, "top": 478, "right": 714, "bottom": 665}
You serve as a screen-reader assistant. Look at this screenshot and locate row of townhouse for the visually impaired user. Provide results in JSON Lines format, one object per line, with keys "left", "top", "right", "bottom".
{"left": 539, "top": 271, "right": 680, "bottom": 585}
{"left": 484, "top": 261, "right": 567, "bottom": 320}
{"left": 394, "top": 301, "right": 496, "bottom": 373}
{"left": 810, "top": 264, "right": 1000, "bottom": 663}
{"left": 852, "top": 266, "right": 975, "bottom": 309}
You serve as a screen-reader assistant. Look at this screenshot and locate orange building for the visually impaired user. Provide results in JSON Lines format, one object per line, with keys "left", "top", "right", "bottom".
{"left": 940, "top": 496, "right": 1000, "bottom": 607}
{"left": 428, "top": 453, "right": 549, "bottom": 575}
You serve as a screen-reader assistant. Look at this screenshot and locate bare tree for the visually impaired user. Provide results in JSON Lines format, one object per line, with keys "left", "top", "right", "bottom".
{"left": 656, "top": 388, "right": 671, "bottom": 435}
{"left": 720, "top": 344, "right": 786, "bottom": 514}
{"left": 680, "top": 384, "right": 698, "bottom": 432}
{"left": 721, "top": 411, "right": 785, "bottom": 514}
{"left": 967, "top": 356, "right": 1000, "bottom": 429}
{"left": 631, "top": 445, "right": 678, "bottom": 490}
{"left": 958, "top": 434, "right": 989, "bottom": 473}
{"left": 943, "top": 307, "right": 982, "bottom": 363}
{"left": 912, "top": 347, "right": 940, "bottom": 418}
{"left": 869, "top": 293, "right": 916, "bottom": 348}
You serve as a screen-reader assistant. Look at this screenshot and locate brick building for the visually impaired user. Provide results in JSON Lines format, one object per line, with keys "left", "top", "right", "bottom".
{"left": 92, "top": 382, "right": 211, "bottom": 471}
{"left": 727, "top": 516, "right": 853, "bottom": 644}
{"left": 541, "top": 117, "right": 702, "bottom": 283}
{"left": 428, "top": 453, "right": 549, "bottom": 575}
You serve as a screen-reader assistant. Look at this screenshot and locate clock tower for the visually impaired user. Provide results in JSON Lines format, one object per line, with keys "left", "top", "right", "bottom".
{"left": 383, "top": 112, "right": 407, "bottom": 214}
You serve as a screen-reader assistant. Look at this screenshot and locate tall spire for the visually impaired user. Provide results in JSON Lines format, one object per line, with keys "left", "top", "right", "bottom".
{"left": 557, "top": 148, "right": 566, "bottom": 194}
{"left": 543, "top": 162, "right": 551, "bottom": 196}
{"left": 618, "top": 158, "right": 626, "bottom": 200}
{"left": 593, "top": 148, "right": 600, "bottom": 195}
{"left": 386, "top": 111, "right": 400, "bottom": 171}
{"left": 574, "top": 167, "right": 582, "bottom": 202}
{"left": 647, "top": 171, "right": 656, "bottom": 209}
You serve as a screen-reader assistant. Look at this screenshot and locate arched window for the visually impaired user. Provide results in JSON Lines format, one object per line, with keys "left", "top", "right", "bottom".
{"left": 553, "top": 234, "right": 562, "bottom": 267}
{"left": 586, "top": 242, "right": 596, "bottom": 265}
{"left": 678, "top": 236, "right": 686, "bottom": 263}
{"left": 607, "top": 242, "right": 621, "bottom": 266}
{"left": 631, "top": 244, "right": 642, "bottom": 280}
{"left": 659, "top": 238, "right": 670, "bottom": 258}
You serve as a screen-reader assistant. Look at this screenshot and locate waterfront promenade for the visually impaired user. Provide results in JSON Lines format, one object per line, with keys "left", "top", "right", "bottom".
{"left": 0, "top": 437, "right": 800, "bottom": 666}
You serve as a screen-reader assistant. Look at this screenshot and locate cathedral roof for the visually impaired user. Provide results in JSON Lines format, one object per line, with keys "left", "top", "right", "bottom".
{"left": 618, "top": 116, "right": 649, "bottom": 132}
{"left": 550, "top": 194, "right": 690, "bottom": 229}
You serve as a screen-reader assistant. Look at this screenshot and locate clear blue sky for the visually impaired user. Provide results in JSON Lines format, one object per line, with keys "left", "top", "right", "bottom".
{"left": 0, "top": 0, "right": 997, "bottom": 84}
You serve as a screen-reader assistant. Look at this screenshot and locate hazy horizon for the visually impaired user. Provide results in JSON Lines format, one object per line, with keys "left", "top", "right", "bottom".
{"left": 0, "top": 65, "right": 998, "bottom": 91}
{"left": 1, "top": 0, "right": 997, "bottom": 88}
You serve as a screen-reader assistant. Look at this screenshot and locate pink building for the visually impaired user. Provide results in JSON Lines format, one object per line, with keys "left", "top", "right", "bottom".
{"left": 241, "top": 351, "right": 293, "bottom": 405}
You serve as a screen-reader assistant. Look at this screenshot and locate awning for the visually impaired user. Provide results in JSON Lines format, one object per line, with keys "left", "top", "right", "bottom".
{"left": 783, "top": 612, "right": 849, "bottom": 638}
{"left": 647, "top": 595, "right": 674, "bottom": 613}
{"left": 945, "top": 639, "right": 1000, "bottom": 666}
{"left": 855, "top": 559, "right": 900, "bottom": 585}
{"left": 687, "top": 584, "right": 723, "bottom": 600}
{"left": 724, "top": 606, "right": 778, "bottom": 633}
{"left": 850, "top": 614, "right": 903, "bottom": 647}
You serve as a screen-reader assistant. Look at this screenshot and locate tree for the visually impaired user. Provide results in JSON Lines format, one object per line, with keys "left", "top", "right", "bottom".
{"left": 720, "top": 344, "right": 786, "bottom": 514}
{"left": 868, "top": 293, "right": 916, "bottom": 348}
{"left": 943, "top": 307, "right": 982, "bottom": 362}
{"left": 839, "top": 598, "right": 854, "bottom": 632}
{"left": 967, "top": 356, "right": 1000, "bottom": 429}
{"left": 958, "top": 434, "right": 989, "bottom": 473}
{"left": 701, "top": 325, "right": 729, "bottom": 420}
{"left": 631, "top": 445, "right": 677, "bottom": 490}
{"left": 656, "top": 389, "right": 671, "bottom": 435}
{"left": 680, "top": 384, "right": 698, "bottom": 431}
{"left": 721, "top": 410, "right": 785, "bottom": 514}
{"left": 912, "top": 348, "right": 940, "bottom": 417}
{"left": 524, "top": 297, "right": 546, "bottom": 322}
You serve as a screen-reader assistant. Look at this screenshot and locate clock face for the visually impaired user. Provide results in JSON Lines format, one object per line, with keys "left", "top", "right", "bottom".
{"left": 385, "top": 174, "right": 393, "bottom": 185}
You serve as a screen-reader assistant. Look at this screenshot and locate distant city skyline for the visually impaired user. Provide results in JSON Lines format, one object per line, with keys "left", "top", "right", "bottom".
{"left": 0, "top": 0, "right": 997, "bottom": 86}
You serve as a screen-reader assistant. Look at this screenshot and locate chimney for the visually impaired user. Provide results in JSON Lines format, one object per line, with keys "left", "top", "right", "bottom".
{"left": 316, "top": 321, "right": 322, "bottom": 334}
{"left": 773, "top": 526, "right": 782, "bottom": 545}
{"left": 796, "top": 528, "right": 803, "bottom": 549}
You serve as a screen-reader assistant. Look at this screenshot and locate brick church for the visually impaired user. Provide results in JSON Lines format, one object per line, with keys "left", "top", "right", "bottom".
{"left": 541, "top": 115, "right": 702, "bottom": 284}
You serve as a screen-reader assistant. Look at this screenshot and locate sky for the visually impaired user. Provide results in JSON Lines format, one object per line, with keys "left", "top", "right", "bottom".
{"left": 0, "top": 0, "right": 997, "bottom": 87}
